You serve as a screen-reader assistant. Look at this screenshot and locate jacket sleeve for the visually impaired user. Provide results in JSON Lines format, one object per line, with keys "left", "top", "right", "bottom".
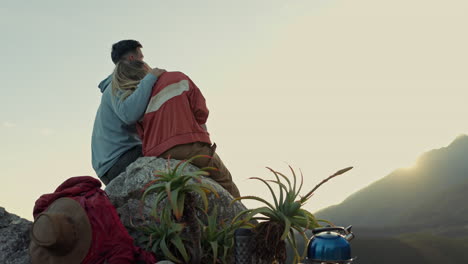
{"left": 111, "top": 74, "right": 158, "bottom": 125}
{"left": 186, "top": 75, "right": 209, "bottom": 125}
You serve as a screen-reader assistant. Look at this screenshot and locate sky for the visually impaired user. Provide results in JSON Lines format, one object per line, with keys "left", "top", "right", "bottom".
{"left": 1, "top": 0, "right": 467, "bottom": 220}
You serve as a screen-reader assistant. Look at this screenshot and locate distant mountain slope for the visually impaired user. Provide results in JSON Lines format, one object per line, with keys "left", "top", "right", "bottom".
{"left": 400, "top": 180, "right": 468, "bottom": 233}
{"left": 351, "top": 237, "right": 425, "bottom": 264}
{"left": 315, "top": 135, "right": 468, "bottom": 229}
{"left": 351, "top": 233, "right": 468, "bottom": 264}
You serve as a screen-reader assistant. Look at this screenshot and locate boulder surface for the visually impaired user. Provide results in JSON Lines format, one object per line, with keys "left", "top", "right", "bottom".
{"left": 0, "top": 207, "right": 31, "bottom": 264}
{"left": 105, "top": 157, "right": 248, "bottom": 248}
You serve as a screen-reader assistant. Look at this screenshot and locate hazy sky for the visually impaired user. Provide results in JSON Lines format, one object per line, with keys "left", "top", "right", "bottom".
{"left": 1, "top": 0, "right": 467, "bottom": 220}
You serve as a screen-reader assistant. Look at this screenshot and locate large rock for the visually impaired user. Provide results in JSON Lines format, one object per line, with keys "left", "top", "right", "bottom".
{"left": 105, "top": 157, "right": 248, "bottom": 247}
{"left": 0, "top": 207, "right": 31, "bottom": 264}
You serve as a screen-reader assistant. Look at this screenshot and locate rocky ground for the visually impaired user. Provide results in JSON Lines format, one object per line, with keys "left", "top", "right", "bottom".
{"left": 0, "top": 157, "right": 309, "bottom": 264}
{"left": 0, "top": 207, "right": 31, "bottom": 264}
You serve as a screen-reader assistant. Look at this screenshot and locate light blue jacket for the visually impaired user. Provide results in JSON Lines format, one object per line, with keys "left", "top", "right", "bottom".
{"left": 91, "top": 73, "right": 158, "bottom": 177}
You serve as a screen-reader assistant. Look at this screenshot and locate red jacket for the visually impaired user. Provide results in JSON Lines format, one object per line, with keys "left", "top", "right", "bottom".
{"left": 33, "top": 176, "right": 157, "bottom": 264}
{"left": 138, "top": 71, "right": 211, "bottom": 156}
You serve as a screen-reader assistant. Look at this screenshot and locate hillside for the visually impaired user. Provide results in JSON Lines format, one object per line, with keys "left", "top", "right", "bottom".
{"left": 351, "top": 233, "right": 468, "bottom": 264}
{"left": 313, "top": 135, "right": 468, "bottom": 264}
{"left": 315, "top": 135, "right": 468, "bottom": 230}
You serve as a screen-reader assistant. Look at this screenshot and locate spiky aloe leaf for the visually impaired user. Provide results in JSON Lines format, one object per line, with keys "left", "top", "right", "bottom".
{"left": 171, "top": 222, "right": 186, "bottom": 233}
{"left": 170, "top": 188, "right": 182, "bottom": 220}
{"left": 160, "top": 237, "right": 182, "bottom": 263}
{"left": 295, "top": 209, "right": 312, "bottom": 229}
{"left": 235, "top": 206, "right": 280, "bottom": 223}
{"left": 294, "top": 226, "right": 309, "bottom": 259}
{"left": 266, "top": 167, "right": 286, "bottom": 205}
{"left": 179, "top": 154, "right": 210, "bottom": 173}
{"left": 142, "top": 178, "right": 161, "bottom": 191}
{"left": 197, "top": 182, "right": 219, "bottom": 197}
{"left": 289, "top": 165, "right": 298, "bottom": 197}
{"left": 272, "top": 169, "right": 293, "bottom": 194}
{"left": 287, "top": 228, "right": 300, "bottom": 262}
{"left": 231, "top": 195, "right": 276, "bottom": 211}
{"left": 185, "top": 184, "right": 210, "bottom": 212}
{"left": 151, "top": 237, "right": 159, "bottom": 252}
{"left": 222, "top": 246, "right": 230, "bottom": 264}
{"left": 171, "top": 236, "right": 189, "bottom": 263}
{"left": 209, "top": 241, "right": 219, "bottom": 264}
{"left": 176, "top": 193, "right": 185, "bottom": 221}
{"left": 249, "top": 176, "right": 280, "bottom": 208}
{"left": 165, "top": 180, "right": 173, "bottom": 202}
{"left": 286, "top": 201, "right": 302, "bottom": 216}
{"left": 141, "top": 182, "right": 166, "bottom": 201}
{"left": 154, "top": 170, "right": 172, "bottom": 180}
{"left": 178, "top": 175, "right": 194, "bottom": 186}
{"left": 265, "top": 179, "right": 289, "bottom": 204}
{"left": 208, "top": 206, "right": 218, "bottom": 230}
{"left": 191, "top": 170, "right": 211, "bottom": 178}
{"left": 171, "top": 175, "right": 187, "bottom": 188}
{"left": 172, "top": 159, "right": 186, "bottom": 175}
{"left": 153, "top": 191, "right": 168, "bottom": 209}
{"left": 231, "top": 207, "right": 262, "bottom": 223}
{"left": 280, "top": 217, "right": 292, "bottom": 240}
{"left": 292, "top": 217, "right": 309, "bottom": 230}
{"left": 298, "top": 169, "right": 304, "bottom": 197}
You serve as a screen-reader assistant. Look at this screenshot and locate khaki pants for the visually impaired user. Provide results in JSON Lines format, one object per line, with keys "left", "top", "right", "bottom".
{"left": 160, "top": 142, "right": 241, "bottom": 198}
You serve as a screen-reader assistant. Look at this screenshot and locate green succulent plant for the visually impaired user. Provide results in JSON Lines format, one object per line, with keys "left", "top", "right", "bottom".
{"left": 198, "top": 206, "right": 254, "bottom": 264}
{"left": 231, "top": 165, "right": 353, "bottom": 263}
{"left": 138, "top": 207, "right": 190, "bottom": 263}
{"left": 141, "top": 155, "right": 219, "bottom": 220}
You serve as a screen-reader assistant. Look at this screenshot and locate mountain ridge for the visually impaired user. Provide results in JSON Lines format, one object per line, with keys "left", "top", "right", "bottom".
{"left": 315, "top": 134, "right": 468, "bottom": 230}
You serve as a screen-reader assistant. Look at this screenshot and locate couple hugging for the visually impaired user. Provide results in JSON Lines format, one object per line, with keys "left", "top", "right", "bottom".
{"left": 91, "top": 39, "right": 240, "bottom": 198}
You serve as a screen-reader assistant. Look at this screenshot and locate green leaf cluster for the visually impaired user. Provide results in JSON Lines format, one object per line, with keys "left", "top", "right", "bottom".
{"left": 232, "top": 166, "right": 353, "bottom": 263}
{"left": 198, "top": 206, "right": 254, "bottom": 264}
{"left": 141, "top": 155, "right": 219, "bottom": 220}
{"left": 138, "top": 155, "right": 352, "bottom": 264}
{"left": 139, "top": 155, "right": 233, "bottom": 263}
{"left": 137, "top": 207, "right": 190, "bottom": 263}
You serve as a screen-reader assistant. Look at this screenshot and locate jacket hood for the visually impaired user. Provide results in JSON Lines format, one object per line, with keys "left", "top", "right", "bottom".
{"left": 98, "top": 74, "right": 112, "bottom": 93}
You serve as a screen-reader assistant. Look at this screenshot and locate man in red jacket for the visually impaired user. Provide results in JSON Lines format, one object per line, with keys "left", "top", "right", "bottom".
{"left": 139, "top": 70, "right": 241, "bottom": 198}
{"left": 112, "top": 61, "right": 240, "bottom": 197}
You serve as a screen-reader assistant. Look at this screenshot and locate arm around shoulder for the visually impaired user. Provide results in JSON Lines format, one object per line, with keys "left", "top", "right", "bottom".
{"left": 111, "top": 73, "right": 158, "bottom": 125}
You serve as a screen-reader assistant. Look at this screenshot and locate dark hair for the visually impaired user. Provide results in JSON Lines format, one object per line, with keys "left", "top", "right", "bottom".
{"left": 111, "top": 40, "right": 143, "bottom": 64}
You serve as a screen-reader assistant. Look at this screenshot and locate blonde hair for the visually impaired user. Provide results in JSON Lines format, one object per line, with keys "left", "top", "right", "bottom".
{"left": 112, "top": 60, "right": 148, "bottom": 100}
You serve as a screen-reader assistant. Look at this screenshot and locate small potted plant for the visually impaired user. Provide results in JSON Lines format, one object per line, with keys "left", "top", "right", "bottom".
{"left": 232, "top": 166, "right": 353, "bottom": 264}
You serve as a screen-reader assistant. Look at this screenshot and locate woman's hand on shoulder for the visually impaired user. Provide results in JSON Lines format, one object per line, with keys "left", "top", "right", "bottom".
{"left": 150, "top": 68, "right": 166, "bottom": 78}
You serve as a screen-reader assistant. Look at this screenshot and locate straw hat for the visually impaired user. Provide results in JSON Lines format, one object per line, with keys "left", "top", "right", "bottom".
{"left": 29, "top": 197, "right": 92, "bottom": 264}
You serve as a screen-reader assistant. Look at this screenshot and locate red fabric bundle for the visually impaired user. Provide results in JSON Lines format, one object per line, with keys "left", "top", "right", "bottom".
{"left": 33, "top": 176, "right": 156, "bottom": 264}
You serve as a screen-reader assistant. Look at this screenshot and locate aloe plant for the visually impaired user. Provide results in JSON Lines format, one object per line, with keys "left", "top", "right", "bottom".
{"left": 141, "top": 155, "right": 219, "bottom": 220}
{"left": 140, "top": 155, "right": 222, "bottom": 263}
{"left": 231, "top": 166, "right": 353, "bottom": 264}
{"left": 198, "top": 206, "right": 254, "bottom": 264}
{"left": 138, "top": 207, "right": 190, "bottom": 263}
